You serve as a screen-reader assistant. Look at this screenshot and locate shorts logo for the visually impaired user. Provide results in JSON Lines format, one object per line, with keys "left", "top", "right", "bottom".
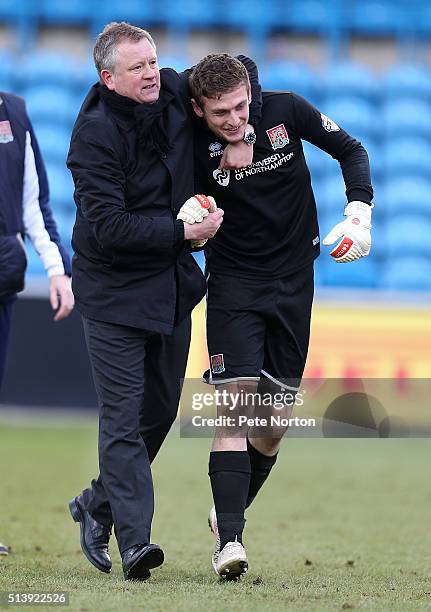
{"left": 213, "top": 168, "right": 230, "bottom": 187}
{"left": 0, "top": 120, "right": 14, "bottom": 143}
{"left": 321, "top": 113, "right": 340, "bottom": 132}
{"left": 211, "top": 353, "right": 225, "bottom": 374}
{"left": 266, "top": 123, "right": 289, "bottom": 150}
{"left": 312, "top": 235, "right": 320, "bottom": 246}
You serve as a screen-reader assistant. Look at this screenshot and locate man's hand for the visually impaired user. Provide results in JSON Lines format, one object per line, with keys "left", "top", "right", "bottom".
{"left": 177, "top": 195, "right": 212, "bottom": 224}
{"left": 183, "top": 208, "right": 224, "bottom": 242}
{"left": 322, "top": 201, "right": 372, "bottom": 263}
{"left": 219, "top": 124, "right": 255, "bottom": 170}
{"left": 49, "top": 274, "right": 75, "bottom": 321}
{"left": 190, "top": 197, "right": 218, "bottom": 248}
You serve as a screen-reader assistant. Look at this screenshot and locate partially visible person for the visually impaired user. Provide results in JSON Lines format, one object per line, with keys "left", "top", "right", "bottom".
{"left": 0, "top": 90, "right": 74, "bottom": 562}
{"left": 0, "top": 91, "right": 74, "bottom": 391}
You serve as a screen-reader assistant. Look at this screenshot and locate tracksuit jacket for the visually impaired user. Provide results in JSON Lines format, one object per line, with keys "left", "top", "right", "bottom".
{"left": 0, "top": 92, "right": 71, "bottom": 302}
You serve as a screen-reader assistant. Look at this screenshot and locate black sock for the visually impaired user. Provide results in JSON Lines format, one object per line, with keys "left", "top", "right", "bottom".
{"left": 208, "top": 451, "right": 251, "bottom": 549}
{"left": 246, "top": 439, "right": 278, "bottom": 509}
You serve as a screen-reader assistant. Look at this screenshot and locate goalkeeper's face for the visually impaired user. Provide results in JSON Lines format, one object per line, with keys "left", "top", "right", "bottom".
{"left": 191, "top": 84, "right": 251, "bottom": 143}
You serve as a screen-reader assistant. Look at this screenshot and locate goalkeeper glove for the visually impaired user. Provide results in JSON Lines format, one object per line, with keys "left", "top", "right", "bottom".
{"left": 177, "top": 194, "right": 213, "bottom": 224}
{"left": 191, "top": 196, "right": 217, "bottom": 248}
{"left": 322, "top": 201, "right": 373, "bottom": 263}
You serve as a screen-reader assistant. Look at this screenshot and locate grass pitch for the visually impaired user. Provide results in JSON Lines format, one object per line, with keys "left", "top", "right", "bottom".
{"left": 0, "top": 420, "right": 430, "bottom": 611}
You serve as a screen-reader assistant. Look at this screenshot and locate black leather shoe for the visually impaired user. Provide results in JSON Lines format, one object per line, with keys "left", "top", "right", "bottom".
{"left": 122, "top": 544, "right": 164, "bottom": 581}
{"left": 69, "top": 495, "right": 112, "bottom": 573}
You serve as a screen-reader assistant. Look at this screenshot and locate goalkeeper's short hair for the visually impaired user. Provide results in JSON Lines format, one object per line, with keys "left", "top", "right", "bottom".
{"left": 190, "top": 54, "right": 250, "bottom": 109}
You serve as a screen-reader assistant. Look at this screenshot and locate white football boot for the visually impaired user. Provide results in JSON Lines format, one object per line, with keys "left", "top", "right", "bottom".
{"left": 208, "top": 506, "right": 221, "bottom": 574}
{"left": 208, "top": 506, "right": 248, "bottom": 580}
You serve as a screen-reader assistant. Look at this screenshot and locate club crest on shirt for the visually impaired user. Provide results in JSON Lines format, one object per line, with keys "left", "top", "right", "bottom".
{"left": 0, "top": 120, "right": 14, "bottom": 143}
{"left": 213, "top": 168, "right": 230, "bottom": 187}
{"left": 266, "top": 123, "right": 289, "bottom": 150}
{"left": 209, "top": 142, "right": 223, "bottom": 157}
{"left": 321, "top": 113, "right": 340, "bottom": 132}
{"left": 211, "top": 353, "right": 225, "bottom": 374}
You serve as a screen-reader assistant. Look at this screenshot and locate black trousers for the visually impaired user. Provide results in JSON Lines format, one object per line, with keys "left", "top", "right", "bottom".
{"left": 81, "top": 315, "right": 191, "bottom": 554}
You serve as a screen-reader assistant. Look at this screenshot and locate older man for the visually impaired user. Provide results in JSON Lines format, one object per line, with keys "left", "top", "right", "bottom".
{"left": 67, "top": 23, "right": 260, "bottom": 580}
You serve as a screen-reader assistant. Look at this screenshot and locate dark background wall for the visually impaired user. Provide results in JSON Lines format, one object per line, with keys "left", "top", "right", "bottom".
{"left": 0, "top": 296, "right": 97, "bottom": 408}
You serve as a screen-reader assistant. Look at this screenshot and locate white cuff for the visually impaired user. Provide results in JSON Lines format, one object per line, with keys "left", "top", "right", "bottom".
{"left": 344, "top": 200, "right": 373, "bottom": 221}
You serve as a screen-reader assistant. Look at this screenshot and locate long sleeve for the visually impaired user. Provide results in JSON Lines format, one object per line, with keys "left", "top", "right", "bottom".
{"left": 22, "top": 124, "right": 71, "bottom": 276}
{"left": 236, "top": 55, "right": 263, "bottom": 129}
{"left": 67, "top": 119, "right": 178, "bottom": 253}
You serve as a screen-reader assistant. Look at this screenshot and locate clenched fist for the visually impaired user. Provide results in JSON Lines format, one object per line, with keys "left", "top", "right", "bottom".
{"left": 177, "top": 194, "right": 213, "bottom": 224}
{"left": 323, "top": 201, "right": 373, "bottom": 263}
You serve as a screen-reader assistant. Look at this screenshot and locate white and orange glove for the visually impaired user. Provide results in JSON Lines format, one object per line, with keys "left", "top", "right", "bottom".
{"left": 322, "top": 201, "right": 373, "bottom": 263}
{"left": 177, "top": 195, "right": 211, "bottom": 224}
{"left": 177, "top": 194, "right": 217, "bottom": 248}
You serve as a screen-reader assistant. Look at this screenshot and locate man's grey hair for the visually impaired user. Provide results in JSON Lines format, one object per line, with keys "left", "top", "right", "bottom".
{"left": 93, "top": 21, "right": 156, "bottom": 76}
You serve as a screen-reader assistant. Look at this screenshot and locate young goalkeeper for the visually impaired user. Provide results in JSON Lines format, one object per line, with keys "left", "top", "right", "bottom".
{"left": 186, "top": 54, "right": 373, "bottom": 580}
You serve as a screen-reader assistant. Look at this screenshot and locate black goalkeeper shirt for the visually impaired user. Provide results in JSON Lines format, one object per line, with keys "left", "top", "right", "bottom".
{"left": 194, "top": 91, "right": 373, "bottom": 279}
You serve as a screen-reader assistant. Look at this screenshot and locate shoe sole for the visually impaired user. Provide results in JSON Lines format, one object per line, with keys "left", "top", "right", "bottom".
{"left": 69, "top": 498, "right": 111, "bottom": 574}
{"left": 219, "top": 558, "right": 248, "bottom": 581}
{"left": 124, "top": 547, "right": 165, "bottom": 581}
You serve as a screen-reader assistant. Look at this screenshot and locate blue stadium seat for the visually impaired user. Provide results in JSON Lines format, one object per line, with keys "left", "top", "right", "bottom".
{"left": 0, "top": 0, "right": 38, "bottom": 51}
{"left": 321, "top": 97, "right": 376, "bottom": 141}
{"left": 192, "top": 251, "right": 205, "bottom": 273}
{"left": 318, "top": 210, "right": 352, "bottom": 257}
{"left": 383, "top": 137, "right": 431, "bottom": 178}
{"left": 381, "top": 98, "right": 431, "bottom": 138}
{"left": 162, "top": 0, "right": 220, "bottom": 28}
{"left": 95, "top": 0, "right": 158, "bottom": 31}
{"left": 315, "top": 174, "right": 346, "bottom": 216}
{"left": 322, "top": 62, "right": 378, "bottom": 102}
{"left": 158, "top": 56, "right": 190, "bottom": 73}
{"left": 359, "top": 138, "right": 383, "bottom": 181}
{"left": 25, "top": 246, "right": 45, "bottom": 276}
{"left": 0, "top": 54, "right": 14, "bottom": 92}
{"left": 261, "top": 61, "right": 316, "bottom": 99}
{"left": 382, "top": 177, "right": 431, "bottom": 217}
{"left": 39, "top": 0, "right": 94, "bottom": 25}
{"left": 344, "top": 1, "right": 406, "bottom": 37}
{"left": 33, "top": 125, "right": 70, "bottom": 165}
{"left": 302, "top": 142, "right": 334, "bottom": 180}
{"left": 17, "top": 53, "right": 83, "bottom": 90}
{"left": 381, "top": 257, "right": 431, "bottom": 291}
{"left": 369, "top": 181, "right": 383, "bottom": 219}
{"left": 52, "top": 208, "right": 75, "bottom": 247}
{"left": 221, "top": 0, "right": 277, "bottom": 30}
{"left": 278, "top": 0, "right": 339, "bottom": 34}
{"left": 45, "top": 163, "right": 75, "bottom": 209}
{"left": 319, "top": 255, "right": 379, "bottom": 288}
{"left": 385, "top": 215, "right": 431, "bottom": 259}
{"left": 383, "top": 64, "right": 431, "bottom": 101}
{"left": 24, "top": 86, "right": 80, "bottom": 127}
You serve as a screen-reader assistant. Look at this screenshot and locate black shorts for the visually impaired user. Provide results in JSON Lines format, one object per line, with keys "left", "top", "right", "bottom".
{"left": 205, "top": 264, "right": 314, "bottom": 388}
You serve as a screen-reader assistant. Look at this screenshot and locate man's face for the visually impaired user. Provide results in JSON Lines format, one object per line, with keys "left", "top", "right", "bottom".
{"left": 192, "top": 84, "right": 251, "bottom": 143}
{"left": 101, "top": 38, "right": 160, "bottom": 104}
